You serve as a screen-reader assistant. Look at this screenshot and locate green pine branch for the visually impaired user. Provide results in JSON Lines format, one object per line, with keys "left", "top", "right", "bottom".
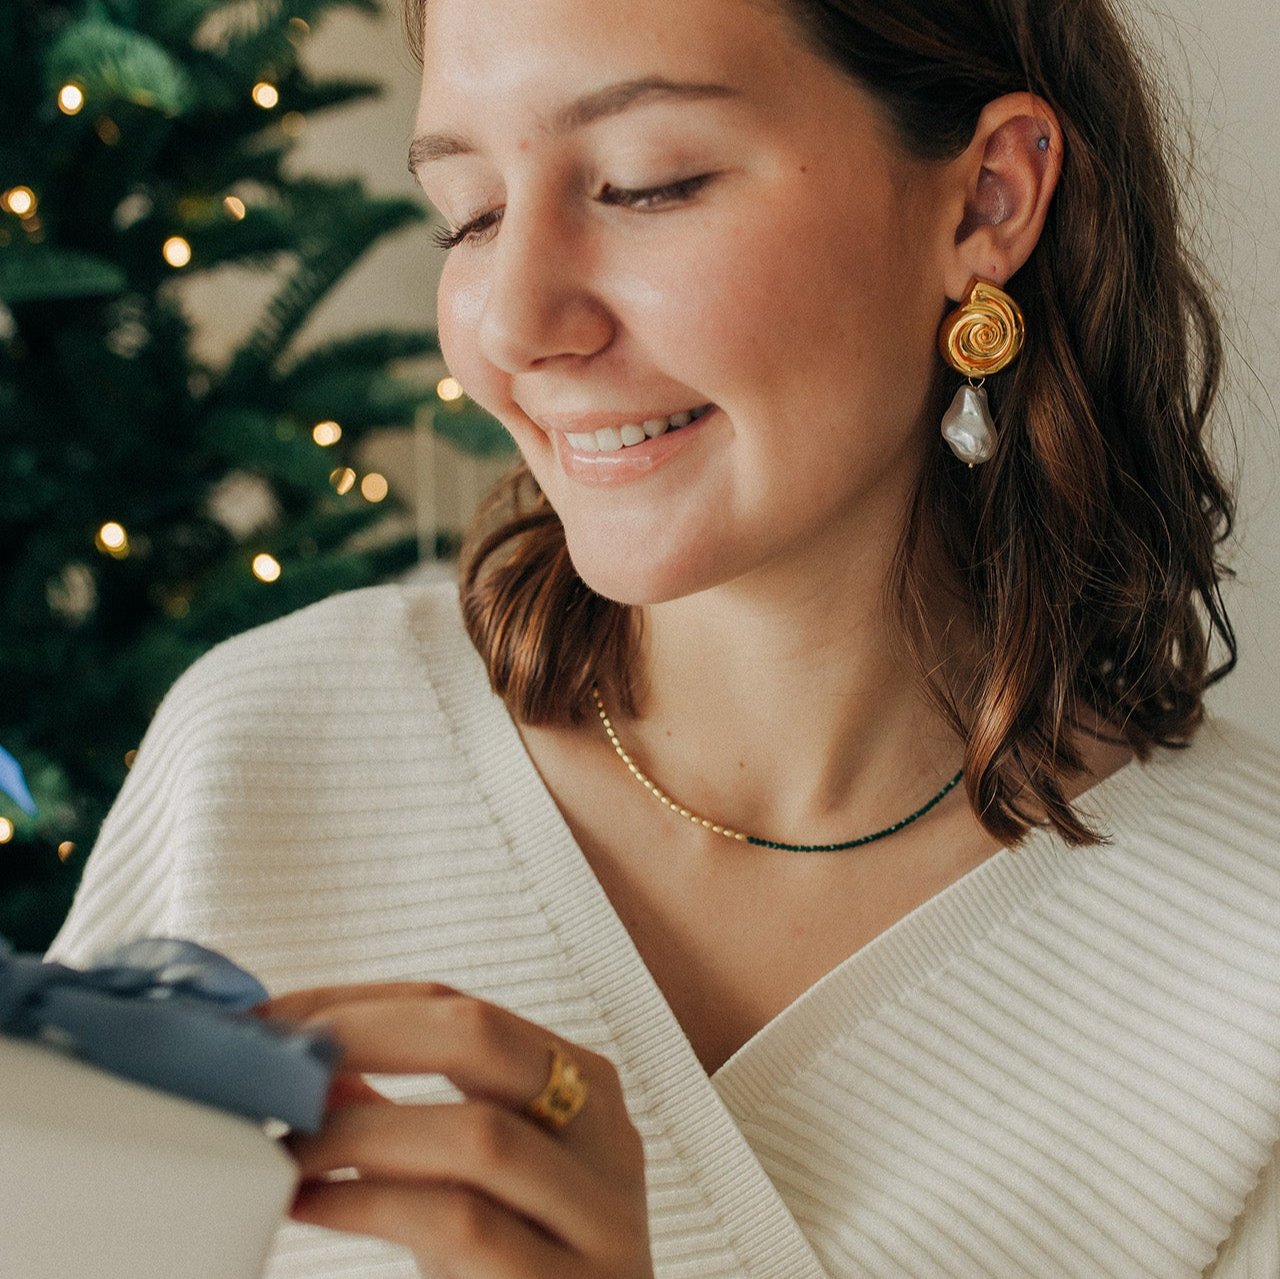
{"left": 221, "top": 181, "right": 427, "bottom": 393}
{"left": 45, "top": 17, "right": 196, "bottom": 116}
{"left": 0, "top": 245, "right": 127, "bottom": 305}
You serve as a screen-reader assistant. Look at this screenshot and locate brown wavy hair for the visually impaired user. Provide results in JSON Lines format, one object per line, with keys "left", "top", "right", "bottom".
{"left": 404, "top": 0, "right": 1237, "bottom": 846}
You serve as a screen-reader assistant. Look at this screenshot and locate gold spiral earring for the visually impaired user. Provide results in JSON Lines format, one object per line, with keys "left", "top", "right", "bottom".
{"left": 937, "top": 278, "right": 1026, "bottom": 466}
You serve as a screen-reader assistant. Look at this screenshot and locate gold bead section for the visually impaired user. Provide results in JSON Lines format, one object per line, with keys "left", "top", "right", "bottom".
{"left": 593, "top": 686, "right": 749, "bottom": 841}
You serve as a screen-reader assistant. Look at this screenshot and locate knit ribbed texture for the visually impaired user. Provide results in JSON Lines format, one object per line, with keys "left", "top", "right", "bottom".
{"left": 50, "top": 580, "right": 1280, "bottom": 1278}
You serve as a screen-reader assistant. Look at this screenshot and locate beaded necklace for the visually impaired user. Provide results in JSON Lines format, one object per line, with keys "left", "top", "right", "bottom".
{"left": 592, "top": 686, "right": 963, "bottom": 853}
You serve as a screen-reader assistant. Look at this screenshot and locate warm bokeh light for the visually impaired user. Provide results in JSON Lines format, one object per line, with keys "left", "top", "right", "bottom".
{"left": 162, "top": 235, "right": 192, "bottom": 268}
{"left": 281, "top": 112, "right": 305, "bottom": 137}
{"left": 360, "top": 473, "right": 389, "bottom": 503}
{"left": 330, "top": 467, "right": 357, "bottom": 495}
{"left": 96, "top": 116, "right": 121, "bottom": 145}
{"left": 289, "top": 16, "right": 311, "bottom": 34}
{"left": 223, "top": 195, "right": 247, "bottom": 220}
{"left": 57, "top": 841, "right": 76, "bottom": 862}
{"left": 436, "top": 376, "right": 464, "bottom": 402}
{"left": 252, "top": 552, "right": 282, "bottom": 582}
{"left": 252, "top": 81, "right": 280, "bottom": 110}
{"left": 312, "top": 420, "right": 342, "bottom": 446}
{"left": 58, "top": 83, "right": 85, "bottom": 115}
{"left": 124, "top": 749, "right": 138, "bottom": 768}
{"left": 95, "top": 521, "right": 130, "bottom": 557}
{"left": 0, "top": 818, "right": 13, "bottom": 844}
{"left": 3, "top": 186, "right": 36, "bottom": 218}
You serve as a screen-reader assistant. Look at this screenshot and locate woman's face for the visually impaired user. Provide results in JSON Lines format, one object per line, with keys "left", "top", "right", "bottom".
{"left": 414, "top": 0, "right": 955, "bottom": 604}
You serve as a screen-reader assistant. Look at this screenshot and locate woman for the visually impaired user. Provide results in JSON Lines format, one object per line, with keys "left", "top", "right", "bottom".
{"left": 51, "top": 0, "right": 1280, "bottom": 1275}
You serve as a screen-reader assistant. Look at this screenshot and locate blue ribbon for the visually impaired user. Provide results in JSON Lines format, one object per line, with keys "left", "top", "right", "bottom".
{"left": 0, "top": 937, "right": 340, "bottom": 1133}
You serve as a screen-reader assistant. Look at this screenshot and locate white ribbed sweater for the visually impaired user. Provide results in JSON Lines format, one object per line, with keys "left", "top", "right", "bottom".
{"left": 50, "top": 580, "right": 1280, "bottom": 1279}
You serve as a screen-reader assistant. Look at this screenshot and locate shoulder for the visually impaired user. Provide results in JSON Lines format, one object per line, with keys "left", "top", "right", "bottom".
{"left": 1091, "top": 715, "right": 1280, "bottom": 860}
{"left": 1063, "top": 714, "right": 1280, "bottom": 1004}
{"left": 126, "top": 571, "right": 488, "bottom": 809}
{"left": 162, "top": 572, "right": 470, "bottom": 722}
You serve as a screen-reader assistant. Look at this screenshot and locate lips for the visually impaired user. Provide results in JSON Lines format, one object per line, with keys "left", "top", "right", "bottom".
{"left": 552, "top": 404, "right": 719, "bottom": 486}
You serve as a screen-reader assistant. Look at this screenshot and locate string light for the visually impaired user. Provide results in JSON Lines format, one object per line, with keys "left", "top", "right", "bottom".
{"left": 162, "top": 235, "right": 192, "bottom": 268}
{"left": 58, "top": 83, "right": 86, "bottom": 115}
{"left": 252, "top": 82, "right": 280, "bottom": 110}
{"left": 223, "top": 195, "right": 247, "bottom": 220}
{"left": 312, "top": 420, "right": 342, "bottom": 446}
{"left": 96, "top": 117, "right": 121, "bottom": 145}
{"left": 95, "top": 521, "right": 130, "bottom": 558}
{"left": 330, "top": 467, "right": 357, "bottom": 495}
{"left": 0, "top": 818, "right": 13, "bottom": 844}
{"left": 57, "top": 841, "right": 76, "bottom": 862}
{"left": 289, "top": 17, "right": 311, "bottom": 35}
{"left": 124, "top": 749, "right": 138, "bottom": 768}
{"left": 252, "top": 552, "right": 282, "bottom": 582}
{"left": 436, "top": 376, "right": 464, "bottom": 402}
{"left": 360, "top": 473, "right": 389, "bottom": 503}
{"left": 2, "top": 186, "right": 37, "bottom": 218}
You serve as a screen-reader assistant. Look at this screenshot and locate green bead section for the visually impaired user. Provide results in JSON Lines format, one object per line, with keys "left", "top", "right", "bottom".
{"left": 744, "top": 770, "right": 965, "bottom": 853}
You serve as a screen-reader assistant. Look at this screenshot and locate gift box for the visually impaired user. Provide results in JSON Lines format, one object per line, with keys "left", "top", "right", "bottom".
{"left": 0, "top": 938, "right": 339, "bottom": 1279}
{"left": 0, "top": 1036, "right": 297, "bottom": 1279}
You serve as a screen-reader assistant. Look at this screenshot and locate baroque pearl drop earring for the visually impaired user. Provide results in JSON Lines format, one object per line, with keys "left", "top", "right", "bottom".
{"left": 937, "top": 278, "right": 1026, "bottom": 466}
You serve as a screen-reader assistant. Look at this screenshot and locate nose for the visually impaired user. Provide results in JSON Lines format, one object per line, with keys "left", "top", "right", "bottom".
{"left": 475, "top": 199, "right": 614, "bottom": 374}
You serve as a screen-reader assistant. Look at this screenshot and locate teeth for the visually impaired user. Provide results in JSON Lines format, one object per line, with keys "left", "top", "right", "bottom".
{"left": 565, "top": 405, "right": 711, "bottom": 453}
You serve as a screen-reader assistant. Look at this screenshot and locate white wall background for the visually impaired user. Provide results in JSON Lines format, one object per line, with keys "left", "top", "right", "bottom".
{"left": 210, "top": 0, "right": 1279, "bottom": 745}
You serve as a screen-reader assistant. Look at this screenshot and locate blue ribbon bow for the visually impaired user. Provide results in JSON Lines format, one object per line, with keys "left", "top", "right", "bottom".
{"left": 0, "top": 937, "right": 340, "bottom": 1133}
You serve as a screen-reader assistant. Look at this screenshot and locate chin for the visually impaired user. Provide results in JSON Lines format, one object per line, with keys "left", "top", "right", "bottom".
{"left": 562, "top": 528, "right": 718, "bottom": 608}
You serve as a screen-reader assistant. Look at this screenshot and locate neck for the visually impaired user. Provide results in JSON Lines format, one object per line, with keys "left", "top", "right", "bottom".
{"left": 621, "top": 525, "right": 970, "bottom": 847}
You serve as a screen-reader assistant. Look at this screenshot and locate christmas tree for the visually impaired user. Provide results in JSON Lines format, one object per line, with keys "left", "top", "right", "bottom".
{"left": 0, "top": 0, "right": 510, "bottom": 950}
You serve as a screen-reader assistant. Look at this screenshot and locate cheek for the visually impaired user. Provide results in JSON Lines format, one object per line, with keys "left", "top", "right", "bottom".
{"left": 436, "top": 262, "right": 510, "bottom": 423}
{"left": 652, "top": 197, "right": 916, "bottom": 410}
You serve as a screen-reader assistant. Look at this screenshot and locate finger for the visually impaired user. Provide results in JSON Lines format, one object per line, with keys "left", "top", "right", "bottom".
{"left": 289, "top": 995, "right": 621, "bottom": 1141}
{"left": 260, "top": 981, "right": 464, "bottom": 1022}
{"left": 287, "top": 1100, "right": 624, "bottom": 1255}
{"left": 289, "top": 1178, "right": 574, "bottom": 1279}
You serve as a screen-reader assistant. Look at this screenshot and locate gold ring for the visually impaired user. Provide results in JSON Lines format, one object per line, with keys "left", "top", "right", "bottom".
{"left": 522, "top": 1046, "right": 588, "bottom": 1132}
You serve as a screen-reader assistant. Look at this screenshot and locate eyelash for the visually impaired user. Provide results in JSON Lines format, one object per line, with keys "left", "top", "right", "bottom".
{"left": 430, "top": 173, "right": 717, "bottom": 251}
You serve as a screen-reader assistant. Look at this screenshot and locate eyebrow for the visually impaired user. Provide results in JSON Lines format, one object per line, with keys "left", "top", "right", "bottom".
{"left": 408, "top": 76, "right": 741, "bottom": 173}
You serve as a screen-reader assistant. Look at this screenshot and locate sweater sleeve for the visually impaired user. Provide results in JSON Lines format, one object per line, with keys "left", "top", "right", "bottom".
{"left": 1205, "top": 1138, "right": 1280, "bottom": 1278}
{"left": 45, "top": 656, "right": 202, "bottom": 965}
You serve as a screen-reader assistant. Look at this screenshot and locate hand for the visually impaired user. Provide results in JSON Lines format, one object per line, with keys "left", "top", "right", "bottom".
{"left": 261, "top": 982, "right": 653, "bottom": 1279}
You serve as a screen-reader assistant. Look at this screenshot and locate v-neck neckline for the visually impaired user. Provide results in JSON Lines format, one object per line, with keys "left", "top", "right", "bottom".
{"left": 418, "top": 580, "right": 1166, "bottom": 1090}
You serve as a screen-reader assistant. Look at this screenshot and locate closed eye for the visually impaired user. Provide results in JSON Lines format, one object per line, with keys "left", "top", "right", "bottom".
{"left": 430, "top": 173, "right": 718, "bottom": 251}
{"left": 432, "top": 208, "right": 502, "bottom": 251}
{"left": 596, "top": 173, "right": 718, "bottom": 210}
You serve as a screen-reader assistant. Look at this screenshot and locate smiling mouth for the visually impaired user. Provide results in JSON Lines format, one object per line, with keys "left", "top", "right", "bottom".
{"left": 563, "top": 404, "right": 715, "bottom": 453}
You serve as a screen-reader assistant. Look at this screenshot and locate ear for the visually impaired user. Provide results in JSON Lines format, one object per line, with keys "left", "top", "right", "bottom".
{"left": 941, "top": 93, "right": 1063, "bottom": 301}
